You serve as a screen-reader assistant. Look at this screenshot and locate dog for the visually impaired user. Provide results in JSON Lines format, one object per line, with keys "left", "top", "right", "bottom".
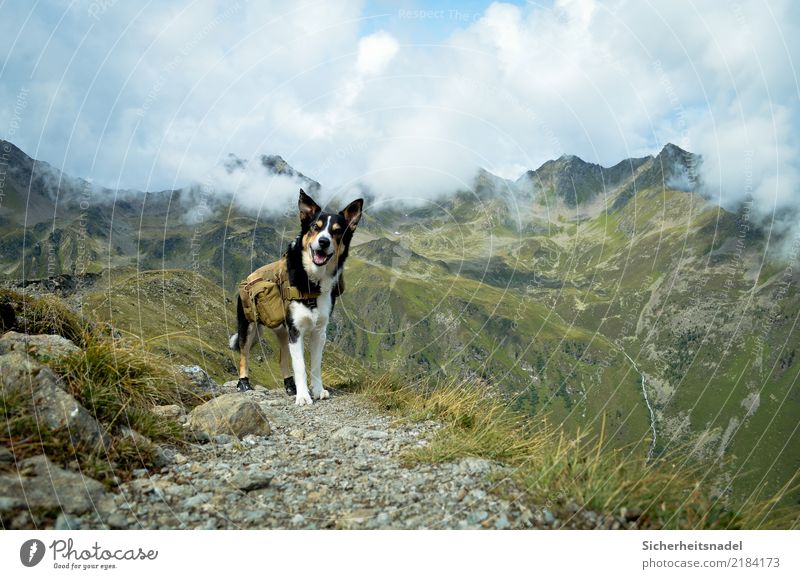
{"left": 229, "top": 189, "right": 362, "bottom": 405}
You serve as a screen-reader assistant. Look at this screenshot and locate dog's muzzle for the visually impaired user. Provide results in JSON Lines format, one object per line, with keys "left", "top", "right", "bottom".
{"left": 310, "top": 239, "right": 333, "bottom": 266}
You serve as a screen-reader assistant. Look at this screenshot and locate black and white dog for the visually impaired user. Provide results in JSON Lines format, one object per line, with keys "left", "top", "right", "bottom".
{"left": 229, "top": 190, "right": 362, "bottom": 405}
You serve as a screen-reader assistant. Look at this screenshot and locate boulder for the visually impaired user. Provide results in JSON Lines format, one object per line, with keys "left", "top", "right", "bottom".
{"left": 0, "top": 352, "right": 109, "bottom": 452}
{"left": 0, "top": 331, "right": 79, "bottom": 362}
{"left": 0, "top": 455, "right": 111, "bottom": 515}
{"left": 186, "top": 393, "right": 272, "bottom": 439}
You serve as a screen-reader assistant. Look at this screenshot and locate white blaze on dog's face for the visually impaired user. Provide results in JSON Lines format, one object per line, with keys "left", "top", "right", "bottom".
{"left": 298, "top": 189, "right": 363, "bottom": 271}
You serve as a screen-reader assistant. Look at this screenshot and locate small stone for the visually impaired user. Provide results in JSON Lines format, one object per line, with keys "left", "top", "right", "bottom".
{"left": 188, "top": 430, "right": 211, "bottom": 444}
{"left": 242, "top": 434, "right": 259, "bottom": 445}
{"left": 469, "top": 489, "right": 487, "bottom": 501}
{"left": 229, "top": 469, "right": 274, "bottom": 491}
{"left": 458, "top": 457, "right": 494, "bottom": 476}
{"left": 242, "top": 510, "right": 267, "bottom": 523}
{"left": 289, "top": 429, "right": 306, "bottom": 440}
{"left": 0, "top": 496, "right": 26, "bottom": 511}
{"left": 456, "top": 488, "right": 468, "bottom": 501}
{"left": 331, "top": 426, "right": 359, "bottom": 441}
{"left": 213, "top": 434, "right": 234, "bottom": 445}
{"left": 177, "top": 365, "right": 219, "bottom": 392}
{"left": 152, "top": 404, "right": 184, "bottom": 419}
{"left": 622, "top": 507, "right": 643, "bottom": 522}
{"left": 105, "top": 512, "right": 129, "bottom": 529}
{"left": 0, "top": 446, "right": 13, "bottom": 465}
{"left": 467, "top": 511, "right": 489, "bottom": 525}
{"left": 291, "top": 514, "right": 305, "bottom": 525}
{"left": 375, "top": 512, "right": 391, "bottom": 526}
{"left": 182, "top": 492, "right": 212, "bottom": 509}
{"left": 54, "top": 513, "right": 82, "bottom": 530}
{"left": 494, "top": 515, "right": 511, "bottom": 530}
{"left": 543, "top": 509, "right": 555, "bottom": 524}
{"left": 174, "top": 453, "right": 188, "bottom": 465}
{"left": 361, "top": 430, "right": 388, "bottom": 440}
{"left": 152, "top": 446, "right": 175, "bottom": 468}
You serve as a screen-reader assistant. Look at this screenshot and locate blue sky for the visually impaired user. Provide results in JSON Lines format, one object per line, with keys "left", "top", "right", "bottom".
{"left": 0, "top": 0, "right": 797, "bottom": 215}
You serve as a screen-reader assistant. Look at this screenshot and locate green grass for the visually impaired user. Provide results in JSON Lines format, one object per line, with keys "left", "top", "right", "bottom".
{"left": 0, "top": 290, "right": 198, "bottom": 487}
{"left": 1, "top": 288, "right": 89, "bottom": 345}
{"left": 348, "top": 372, "right": 799, "bottom": 529}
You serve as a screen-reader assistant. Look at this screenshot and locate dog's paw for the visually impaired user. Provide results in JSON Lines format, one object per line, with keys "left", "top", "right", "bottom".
{"left": 315, "top": 388, "right": 330, "bottom": 400}
{"left": 236, "top": 377, "right": 252, "bottom": 392}
{"left": 295, "top": 392, "right": 313, "bottom": 406}
{"left": 283, "top": 376, "right": 297, "bottom": 396}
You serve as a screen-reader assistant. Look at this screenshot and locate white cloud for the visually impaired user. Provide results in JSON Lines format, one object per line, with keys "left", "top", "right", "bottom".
{"left": 356, "top": 31, "right": 399, "bottom": 76}
{"left": 0, "top": 0, "right": 797, "bottom": 220}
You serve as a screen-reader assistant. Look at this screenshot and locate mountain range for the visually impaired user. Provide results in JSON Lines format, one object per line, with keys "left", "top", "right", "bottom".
{"left": 0, "top": 139, "right": 797, "bottom": 508}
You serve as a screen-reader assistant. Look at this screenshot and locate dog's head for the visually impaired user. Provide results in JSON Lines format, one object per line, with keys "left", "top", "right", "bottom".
{"left": 298, "top": 189, "right": 363, "bottom": 269}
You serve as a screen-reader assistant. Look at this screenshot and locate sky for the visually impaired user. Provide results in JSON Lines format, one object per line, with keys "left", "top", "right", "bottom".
{"left": 0, "top": 0, "right": 798, "bottom": 217}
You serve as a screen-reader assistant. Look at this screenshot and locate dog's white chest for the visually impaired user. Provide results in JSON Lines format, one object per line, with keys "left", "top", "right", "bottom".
{"left": 288, "top": 292, "right": 332, "bottom": 332}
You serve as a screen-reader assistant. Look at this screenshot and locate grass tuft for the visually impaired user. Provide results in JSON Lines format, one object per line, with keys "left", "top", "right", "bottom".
{"left": 0, "top": 288, "right": 89, "bottom": 346}
{"left": 1, "top": 290, "right": 199, "bottom": 487}
{"left": 351, "top": 372, "right": 800, "bottom": 530}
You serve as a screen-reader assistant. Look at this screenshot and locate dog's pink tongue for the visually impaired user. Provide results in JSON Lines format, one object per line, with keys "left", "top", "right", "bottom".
{"left": 313, "top": 251, "right": 327, "bottom": 265}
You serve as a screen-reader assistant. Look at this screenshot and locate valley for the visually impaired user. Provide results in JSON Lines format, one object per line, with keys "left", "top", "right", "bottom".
{"left": 1, "top": 139, "right": 797, "bottom": 508}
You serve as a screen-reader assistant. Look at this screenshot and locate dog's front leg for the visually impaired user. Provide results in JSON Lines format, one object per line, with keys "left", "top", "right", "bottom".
{"left": 309, "top": 329, "right": 329, "bottom": 400}
{"left": 288, "top": 335, "right": 313, "bottom": 406}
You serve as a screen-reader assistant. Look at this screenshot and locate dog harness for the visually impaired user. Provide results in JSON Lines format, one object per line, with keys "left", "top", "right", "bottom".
{"left": 238, "top": 255, "right": 343, "bottom": 328}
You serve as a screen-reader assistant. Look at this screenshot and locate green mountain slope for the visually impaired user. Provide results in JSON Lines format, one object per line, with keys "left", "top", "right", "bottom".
{"left": 1, "top": 140, "right": 797, "bottom": 508}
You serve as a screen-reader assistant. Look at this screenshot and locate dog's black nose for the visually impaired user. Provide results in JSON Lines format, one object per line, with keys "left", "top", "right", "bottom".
{"left": 317, "top": 237, "right": 330, "bottom": 249}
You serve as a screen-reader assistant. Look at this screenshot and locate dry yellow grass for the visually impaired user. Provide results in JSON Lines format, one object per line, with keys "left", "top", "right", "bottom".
{"left": 349, "top": 372, "right": 800, "bottom": 529}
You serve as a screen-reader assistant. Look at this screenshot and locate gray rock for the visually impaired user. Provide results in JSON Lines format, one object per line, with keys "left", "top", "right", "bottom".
{"left": 331, "top": 426, "right": 359, "bottom": 441}
{"left": 0, "top": 455, "right": 111, "bottom": 515}
{"left": 187, "top": 430, "right": 211, "bottom": 443}
{"left": 457, "top": 457, "right": 495, "bottom": 476}
{"left": 152, "top": 445, "right": 175, "bottom": 468}
{"left": 467, "top": 511, "right": 489, "bottom": 524}
{"left": 0, "top": 496, "right": 26, "bottom": 511}
{"left": 0, "top": 331, "right": 79, "bottom": 361}
{"left": 0, "top": 353, "right": 109, "bottom": 451}
{"left": 55, "top": 513, "right": 82, "bottom": 530}
{"left": 186, "top": 393, "right": 272, "bottom": 439}
{"left": 177, "top": 365, "right": 219, "bottom": 392}
{"left": 543, "top": 509, "right": 555, "bottom": 524}
{"left": 362, "top": 430, "right": 389, "bottom": 440}
{"left": 105, "top": 512, "right": 130, "bottom": 529}
{"left": 213, "top": 434, "right": 234, "bottom": 445}
{"left": 0, "top": 446, "right": 13, "bottom": 465}
{"left": 229, "top": 468, "right": 274, "bottom": 491}
{"left": 494, "top": 514, "right": 510, "bottom": 529}
{"left": 182, "top": 492, "right": 212, "bottom": 510}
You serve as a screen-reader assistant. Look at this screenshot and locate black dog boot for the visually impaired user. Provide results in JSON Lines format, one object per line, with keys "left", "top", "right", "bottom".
{"left": 284, "top": 376, "right": 297, "bottom": 396}
{"left": 236, "top": 377, "right": 253, "bottom": 392}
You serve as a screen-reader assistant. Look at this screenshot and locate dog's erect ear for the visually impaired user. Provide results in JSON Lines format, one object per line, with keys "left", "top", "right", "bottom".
{"left": 298, "top": 189, "right": 321, "bottom": 227}
{"left": 339, "top": 198, "right": 363, "bottom": 232}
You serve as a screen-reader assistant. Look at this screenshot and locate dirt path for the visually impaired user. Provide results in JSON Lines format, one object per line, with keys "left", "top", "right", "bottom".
{"left": 77, "top": 387, "right": 535, "bottom": 530}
